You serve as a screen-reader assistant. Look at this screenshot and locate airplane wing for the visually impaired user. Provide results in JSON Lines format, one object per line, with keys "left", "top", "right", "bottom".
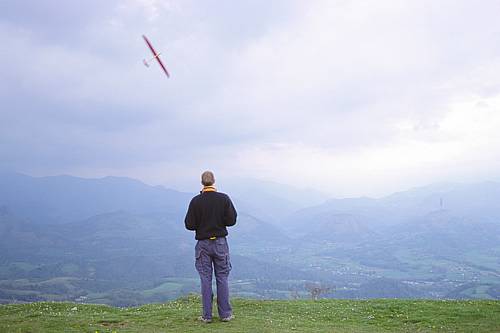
{"left": 142, "top": 35, "right": 158, "bottom": 56}
{"left": 155, "top": 56, "right": 170, "bottom": 78}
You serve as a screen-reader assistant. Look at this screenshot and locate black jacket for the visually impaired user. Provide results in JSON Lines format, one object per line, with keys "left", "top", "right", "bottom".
{"left": 184, "top": 191, "right": 237, "bottom": 240}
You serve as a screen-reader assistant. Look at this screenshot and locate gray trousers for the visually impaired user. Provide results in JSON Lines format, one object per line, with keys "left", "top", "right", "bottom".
{"left": 195, "top": 237, "right": 232, "bottom": 319}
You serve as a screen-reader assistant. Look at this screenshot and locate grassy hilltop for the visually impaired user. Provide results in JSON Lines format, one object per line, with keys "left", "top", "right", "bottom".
{"left": 1, "top": 296, "right": 499, "bottom": 333}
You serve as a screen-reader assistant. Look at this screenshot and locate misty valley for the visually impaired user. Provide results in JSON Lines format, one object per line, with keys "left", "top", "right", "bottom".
{"left": 0, "top": 172, "right": 499, "bottom": 306}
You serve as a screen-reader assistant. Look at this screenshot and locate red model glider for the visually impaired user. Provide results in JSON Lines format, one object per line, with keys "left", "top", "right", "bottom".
{"left": 142, "top": 35, "right": 170, "bottom": 78}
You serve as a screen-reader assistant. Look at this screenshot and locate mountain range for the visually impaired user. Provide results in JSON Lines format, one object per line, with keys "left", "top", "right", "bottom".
{"left": 0, "top": 171, "right": 499, "bottom": 305}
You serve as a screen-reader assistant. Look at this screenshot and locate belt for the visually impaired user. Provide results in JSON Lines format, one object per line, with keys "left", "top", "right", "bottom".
{"left": 209, "top": 236, "right": 217, "bottom": 240}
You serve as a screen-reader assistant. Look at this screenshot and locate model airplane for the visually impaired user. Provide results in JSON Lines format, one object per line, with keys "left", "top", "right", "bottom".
{"left": 142, "top": 35, "right": 170, "bottom": 78}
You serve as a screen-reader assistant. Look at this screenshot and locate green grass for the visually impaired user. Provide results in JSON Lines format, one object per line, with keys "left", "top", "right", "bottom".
{"left": 0, "top": 295, "right": 499, "bottom": 332}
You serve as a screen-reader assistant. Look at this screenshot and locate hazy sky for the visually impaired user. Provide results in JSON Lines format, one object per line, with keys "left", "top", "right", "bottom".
{"left": 1, "top": 0, "right": 500, "bottom": 197}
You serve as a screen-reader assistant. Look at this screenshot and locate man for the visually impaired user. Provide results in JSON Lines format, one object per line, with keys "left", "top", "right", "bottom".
{"left": 184, "top": 171, "right": 237, "bottom": 323}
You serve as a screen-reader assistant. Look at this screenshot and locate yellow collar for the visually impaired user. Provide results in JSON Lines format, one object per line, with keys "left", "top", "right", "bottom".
{"left": 202, "top": 186, "right": 217, "bottom": 193}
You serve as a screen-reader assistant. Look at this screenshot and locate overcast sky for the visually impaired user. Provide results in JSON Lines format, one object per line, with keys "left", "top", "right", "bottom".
{"left": 1, "top": 0, "right": 500, "bottom": 197}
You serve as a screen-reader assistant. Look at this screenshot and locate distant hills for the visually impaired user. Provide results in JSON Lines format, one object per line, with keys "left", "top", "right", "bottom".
{"left": 285, "top": 181, "right": 500, "bottom": 239}
{"left": 222, "top": 177, "right": 328, "bottom": 223}
{"left": 0, "top": 172, "right": 193, "bottom": 224}
{"left": 0, "top": 171, "right": 499, "bottom": 305}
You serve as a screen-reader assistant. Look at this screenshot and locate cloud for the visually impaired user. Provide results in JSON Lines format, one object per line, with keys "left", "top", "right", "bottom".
{"left": 1, "top": 0, "right": 500, "bottom": 196}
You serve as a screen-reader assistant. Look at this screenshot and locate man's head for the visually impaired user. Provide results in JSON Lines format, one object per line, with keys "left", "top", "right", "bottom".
{"left": 201, "top": 170, "right": 215, "bottom": 186}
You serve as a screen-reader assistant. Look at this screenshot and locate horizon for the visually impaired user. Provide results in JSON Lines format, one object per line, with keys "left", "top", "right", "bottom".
{"left": 3, "top": 169, "right": 500, "bottom": 201}
{"left": 2, "top": 1, "right": 500, "bottom": 197}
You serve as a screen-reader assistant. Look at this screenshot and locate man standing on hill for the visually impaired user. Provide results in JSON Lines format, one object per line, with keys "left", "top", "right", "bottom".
{"left": 184, "top": 171, "right": 237, "bottom": 323}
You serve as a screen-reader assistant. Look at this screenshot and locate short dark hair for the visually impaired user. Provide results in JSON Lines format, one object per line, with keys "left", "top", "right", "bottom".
{"left": 201, "top": 171, "right": 215, "bottom": 186}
